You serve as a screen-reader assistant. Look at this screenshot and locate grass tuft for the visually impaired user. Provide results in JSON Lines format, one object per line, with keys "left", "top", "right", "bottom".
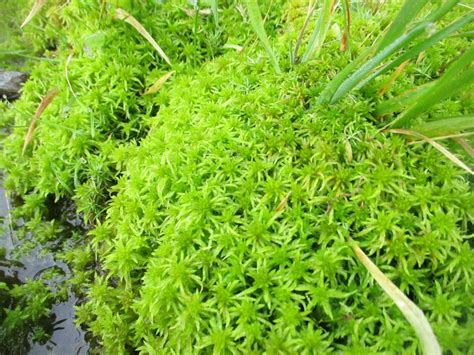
{"left": 243, "top": 0, "right": 281, "bottom": 74}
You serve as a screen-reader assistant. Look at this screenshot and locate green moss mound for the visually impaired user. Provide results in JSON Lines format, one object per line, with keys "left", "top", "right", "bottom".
{"left": 1, "top": 0, "right": 473, "bottom": 353}
{"left": 78, "top": 54, "right": 473, "bottom": 353}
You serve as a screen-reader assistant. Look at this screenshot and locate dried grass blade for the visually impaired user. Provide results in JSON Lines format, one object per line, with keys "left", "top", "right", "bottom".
{"left": 350, "top": 239, "right": 441, "bottom": 355}
{"left": 21, "top": 0, "right": 47, "bottom": 28}
{"left": 114, "top": 8, "right": 171, "bottom": 66}
{"left": 22, "top": 88, "right": 59, "bottom": 155}
{"left": 378, "top": 60, "right": 409, "bottom": 96}
{"left": 388, "top": 128, "right": 473, "bottom": 175}
{"left": 452, "top": 137, "right": 474, "bottom": 158}
{"left": 340, "top": 0, "right": 351, "bottom": 52}
{"left": 293, "top": 1, "right": 317, "bottom": 62}
{"left": 143, "top": 71, "right": 175, "bottom": 96}
{"left": 408, "top": 132, "right": 474, "bottom": 145}
{"left": 275, "top": 192, "right": 291, "bottom": 212}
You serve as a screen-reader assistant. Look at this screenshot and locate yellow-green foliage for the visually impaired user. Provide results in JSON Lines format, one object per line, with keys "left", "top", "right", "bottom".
{"left": 1, "top": 0, "right": 473, "bottom": 353}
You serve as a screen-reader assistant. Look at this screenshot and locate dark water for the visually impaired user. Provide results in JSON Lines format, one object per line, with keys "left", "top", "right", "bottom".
{"left": 0, "top": 182, "right": 91, "bottom": 354}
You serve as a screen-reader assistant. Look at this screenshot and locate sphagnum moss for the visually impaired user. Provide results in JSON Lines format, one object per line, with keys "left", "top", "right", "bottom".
{"left": 1, "top": 0, "right": 473, "bottom": 353}
{"left": 79, "top": 53, "right": 472, "bottom": 353}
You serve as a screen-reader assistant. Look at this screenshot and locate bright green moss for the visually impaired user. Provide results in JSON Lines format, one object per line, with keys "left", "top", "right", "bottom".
{"left": 75, "top": 49, "right": 472, "bottom": 352}
{"left": 1, "top": 0, "right": 473, "bottom": 353}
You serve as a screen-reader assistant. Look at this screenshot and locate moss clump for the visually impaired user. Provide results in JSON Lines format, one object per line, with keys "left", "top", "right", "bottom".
{"left": 74, "top": 52, "right": 472, "bottom": 352}
{"left": 1, "top": 0, "right": 473, "bottom": 353}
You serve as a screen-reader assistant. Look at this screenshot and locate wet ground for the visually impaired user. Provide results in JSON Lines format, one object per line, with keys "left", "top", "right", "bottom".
{"left": 0, "top": 180, "right": 91, "bottom": 354}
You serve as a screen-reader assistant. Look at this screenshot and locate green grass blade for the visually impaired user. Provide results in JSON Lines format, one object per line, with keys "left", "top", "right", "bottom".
{"left": 392, "top": 46, "right": 474, "bottom": 127}
{"left": 412, "top": 116, "right": 474, "bottom": 136}
{"left": 301, "top": 0, "right": 335, "bottom": 62}
{"left": 317, "top": 46, "right": 373, "bottom": 104}
{"left": 424, "top": 0, "right": 459, "bottom": 23}
{"left": 329, "top": 22, "right": 429, "bottom": 103}
{"left": 377, "top": 0, "right": 429, "bottom": 51}
{"left": 375, "top": 83, "right": 433, "bottom": 117}
{"left": 243, "top": 0, "right": 281, "bottom": 74}
{"left": 211, "top": 0, "right": 219, "bottom": 24}
{"left": 351, "top": 239, "right": 442, "bottom": 355}
{"left": 358, "top": 12, "right": 474, "bottom": 90}
{"left": 321, "top": 0, "right": 461, "bottom": 104}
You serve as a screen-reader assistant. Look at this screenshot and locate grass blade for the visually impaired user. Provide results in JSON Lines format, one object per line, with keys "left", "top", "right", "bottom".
{"left": 387, "top": 128, "right": 473, "bottom": 174}
{"left": 329, "top": 22, "right": 429, "bottom": 103}
{"left": 452, "top": 137, "right": 474, "bottom": 158}
{"left": 23, "top": 88, "right": 59, "bottom": 155}
{"left": 321, "top": 0, "right": 462, "bottom": 104}
{"left": 275, "top": 192, "right": 291, "bottom": 212}
{"left": 350, "top": 239, "right": 442, "bottom": 355}
{"left": 359, "top": 12, "right": 474, "bottom": 90}
{"left": 377, "top": 0, "right": 428, "bottom": 51}
{"left": 412, "top": 116, "right": 474, "bottom": 136}
{"left": 114, "top": 8, "right": 171, "bottom": 66}
{"left": 340, "top": 0, "right": 351, "bottom": 53}
{"left": 301, "top": 0, "right": 335, "bottom": 62}
{"left": 378, "top": 60, "right": 409, "bottom": 96}
{"left": 142, "top": 71, "right": 175, "bottom": 95}
{"left": 293, "top": 2, "right": 317, "bottom": 62}
{"left": 375, "top": 82, "right": 433, "bottom": 117}
{"left": 21, "top": 0, "right": 47, "bottom": 28}
{"left": 423, "top": 0, "right": 459, "bottom": 23}
{"left": 243, "top": 0, "right": 281, "bottom": 74}
{"left": 65, "top": 52, "right": 78, "bottom": 99}
{"left": 392, "top": 46, "right": 474, "bottom": 128}
{"left": 211, "top": 0, "right": 219, "bottom": 24}
{"left": 318, "top": 46, "right": 373, "bottom": 104}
